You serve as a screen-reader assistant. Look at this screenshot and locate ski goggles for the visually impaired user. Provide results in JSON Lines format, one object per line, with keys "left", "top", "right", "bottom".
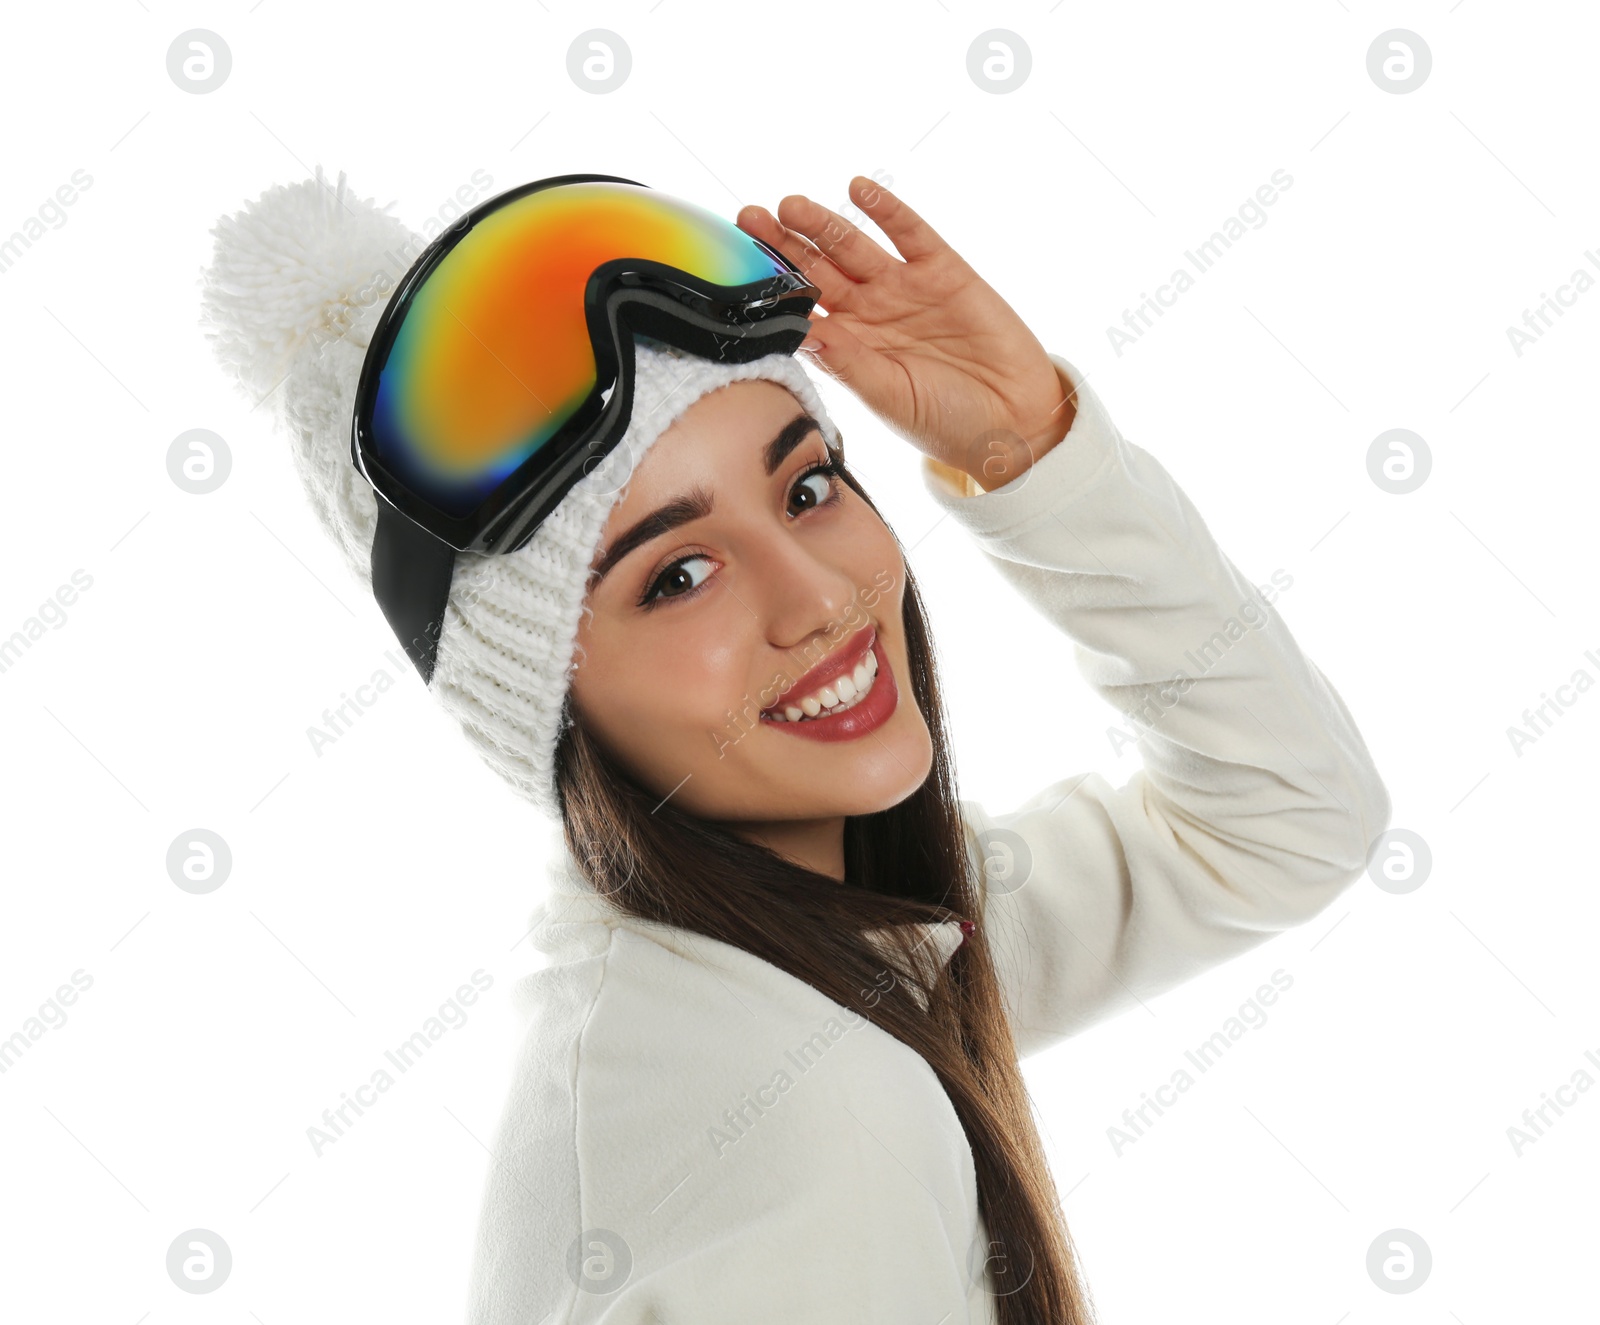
{"left": 348, "top": 173, "right": 820, "bottom": 683}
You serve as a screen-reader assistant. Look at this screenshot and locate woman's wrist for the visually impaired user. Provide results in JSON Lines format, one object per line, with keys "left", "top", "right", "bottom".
{"left": 965, "top": 386, "right": 1078, "bottom": 493}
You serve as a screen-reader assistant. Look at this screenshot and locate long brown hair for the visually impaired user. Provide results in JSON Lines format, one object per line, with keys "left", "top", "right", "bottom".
{"left": 552, "top": 456, "right": 1098, "bottom": 1324}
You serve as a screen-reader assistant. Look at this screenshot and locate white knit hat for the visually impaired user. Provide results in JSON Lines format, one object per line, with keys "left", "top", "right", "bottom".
{"left": 198, "top": 167, "right": 843, "bottom": 819}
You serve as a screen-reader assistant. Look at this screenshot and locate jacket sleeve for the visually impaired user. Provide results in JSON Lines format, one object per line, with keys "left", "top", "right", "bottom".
{"left": 921, "top": 353, "right": 1393, "bottom": 1060}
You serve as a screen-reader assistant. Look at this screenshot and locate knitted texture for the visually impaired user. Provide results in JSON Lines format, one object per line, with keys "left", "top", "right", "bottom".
{"left": 197, "top": 167, "right": 843, "bottom": 819}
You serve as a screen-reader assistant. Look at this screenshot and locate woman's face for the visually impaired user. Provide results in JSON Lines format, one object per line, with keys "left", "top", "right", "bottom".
{"left": 569, "top": 378, "right": 933, "bottom": 836}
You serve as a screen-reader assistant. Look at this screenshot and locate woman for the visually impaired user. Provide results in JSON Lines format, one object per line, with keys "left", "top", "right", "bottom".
{"left": 201, "top": 170, "right": 1391, "bottom": 1324}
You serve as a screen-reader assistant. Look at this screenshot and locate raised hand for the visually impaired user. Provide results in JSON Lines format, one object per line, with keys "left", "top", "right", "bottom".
{"left": 736, "top": 176, "right": 1076, "bottom": 492}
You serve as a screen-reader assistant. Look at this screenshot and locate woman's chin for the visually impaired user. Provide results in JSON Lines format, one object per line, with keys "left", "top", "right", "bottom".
{"left": 757, "top": 717, "right": 934, "bottom": 814}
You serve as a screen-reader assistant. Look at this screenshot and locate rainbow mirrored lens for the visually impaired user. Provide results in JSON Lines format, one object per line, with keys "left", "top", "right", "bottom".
{"left": 367, "top": 180, "right": 791, "bottom": 518}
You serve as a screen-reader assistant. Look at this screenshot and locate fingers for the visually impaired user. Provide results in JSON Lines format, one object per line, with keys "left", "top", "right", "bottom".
{"left": 775, "top": 191, "right": 899, "bottom": 285}
{"left": 736, "top": 204, "right": 858, "bottom": 311}
{"left": 848, "top": 175, "right": 947, "bottom": 264}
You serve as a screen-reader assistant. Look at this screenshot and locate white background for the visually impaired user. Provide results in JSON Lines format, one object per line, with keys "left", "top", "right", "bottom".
{"left": 1, "top": 1, "right": 1595, "bottom": 1320}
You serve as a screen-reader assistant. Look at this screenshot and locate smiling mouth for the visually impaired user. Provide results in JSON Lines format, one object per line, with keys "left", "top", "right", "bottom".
{"left": 762, "top": 644, "right": 881, "bottom": 723}
{"left": 758, "top": 632, "right": 898, "bottom": 742}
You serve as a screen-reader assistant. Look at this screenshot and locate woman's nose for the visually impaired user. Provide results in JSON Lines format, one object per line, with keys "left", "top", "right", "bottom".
{"left": 745, "top": 531, "right": 868, "bottom": 647}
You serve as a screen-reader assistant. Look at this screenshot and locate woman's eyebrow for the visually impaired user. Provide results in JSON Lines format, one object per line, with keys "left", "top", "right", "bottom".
{"left": 760, "top": 413, "right": 824, "bottom": 478}
{"left": 587, "top": 414, "right": 823, "bottom": 586}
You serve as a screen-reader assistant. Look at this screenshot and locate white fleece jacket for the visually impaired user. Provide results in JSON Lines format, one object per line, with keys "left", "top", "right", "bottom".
{"left": 465, "top": 353, "right": 1393, "bottom": 1324}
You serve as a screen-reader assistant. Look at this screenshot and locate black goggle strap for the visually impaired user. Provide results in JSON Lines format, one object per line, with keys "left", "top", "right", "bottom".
{"left": 370, "top": 497, "right": 458, "bottom": 686}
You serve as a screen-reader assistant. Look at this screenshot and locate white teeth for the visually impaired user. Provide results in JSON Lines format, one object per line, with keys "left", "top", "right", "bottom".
{"left": 766, "top": 646, "right": 880, "bottom": 722}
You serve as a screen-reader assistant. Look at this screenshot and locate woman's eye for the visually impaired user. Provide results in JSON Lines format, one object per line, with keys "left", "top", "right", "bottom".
{"left": 790, "top": 461, "right": 843, "bottom": 514}
{"left": 639, "top": 463, "right": 840, "bottom": 611}
{"left": 642, "top": 554, "right": 714, "bottom": 608}
{"left": 791, "top": 470, "right": 831, "bottom": 512}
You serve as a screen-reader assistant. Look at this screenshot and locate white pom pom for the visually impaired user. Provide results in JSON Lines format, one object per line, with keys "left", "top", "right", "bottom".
{"left": 197, "top": 165, "right": 420, "bottom": 412}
